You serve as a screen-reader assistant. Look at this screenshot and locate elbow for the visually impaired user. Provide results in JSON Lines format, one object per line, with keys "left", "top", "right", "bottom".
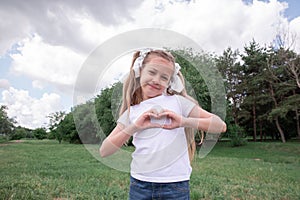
{"left": 99, "top": 146, "right": 108, "bottom": 158}
{"left": 205, "top": 116, "right": 227, "bottom": 133}
{"left": 222, "top": 122, "right": 227, "bottom": 133}
{"left": 99, "top": 138, "right": 120, "bottom": 158}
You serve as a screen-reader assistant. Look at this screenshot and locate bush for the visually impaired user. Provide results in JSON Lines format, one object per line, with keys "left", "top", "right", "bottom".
{"left": 47, "top": 131, "right": 56, "bottom": 140}
{"left": 0, "top": 134, "right": 8, "bottom": 143}
{"left": 33, "top": 128, "right": 47, "bottom": 140}
{"left": 228, "top": 124, "right": 247, "bottom": 147}
{"left": 10, "top": 128, "right": 26, "bottom": 140}
{"left": 9, "top": 127, "right": 34, "bottom": 140}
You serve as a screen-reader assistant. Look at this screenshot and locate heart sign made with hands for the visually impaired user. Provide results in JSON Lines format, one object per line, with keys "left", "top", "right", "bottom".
{"left": 150, "top": 105, "right": 171, "bottom": 126}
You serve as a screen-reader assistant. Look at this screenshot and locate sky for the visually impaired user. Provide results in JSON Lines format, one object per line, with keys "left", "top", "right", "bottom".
{"left": 0, "top": 0, "right": 300, "bottom": 129}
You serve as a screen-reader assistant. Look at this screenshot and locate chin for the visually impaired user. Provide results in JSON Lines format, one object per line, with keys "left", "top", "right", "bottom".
{"left": 143, "top": 92, "right": 162, "bottom": 100}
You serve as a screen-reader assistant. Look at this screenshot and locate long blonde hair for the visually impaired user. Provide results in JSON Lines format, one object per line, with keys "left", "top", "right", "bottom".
{"left": 119, "top": 49, "right": 196, "bottom": 161}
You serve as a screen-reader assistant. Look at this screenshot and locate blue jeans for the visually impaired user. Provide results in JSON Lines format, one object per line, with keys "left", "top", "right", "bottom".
{"left": 129, "top": 176, "right": 190, "bottom": 200}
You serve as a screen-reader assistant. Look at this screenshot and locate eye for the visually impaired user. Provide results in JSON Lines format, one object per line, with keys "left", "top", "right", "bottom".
{"left": 161, "top": 76, "right": 169, "bottom": 81}
{"left": 148, "top": 70, "right": 155, "bottom": 75}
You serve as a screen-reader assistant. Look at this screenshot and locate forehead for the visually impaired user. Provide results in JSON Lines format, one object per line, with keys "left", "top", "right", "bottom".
{"left": 146, "top": 55, "right": 173, "bottom": 65}
{"left": 145, "top": 56, "right": 174, "bottom": 71}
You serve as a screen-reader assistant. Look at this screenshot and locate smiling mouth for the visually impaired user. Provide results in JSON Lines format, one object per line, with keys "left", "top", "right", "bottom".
{"left": 148, "top": 83, "right": 160, "bottom": 90}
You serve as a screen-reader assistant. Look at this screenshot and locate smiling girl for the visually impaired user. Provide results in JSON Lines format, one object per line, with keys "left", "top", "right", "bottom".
{"left": 100, "top": 49, "right": 226, "bottom": 199}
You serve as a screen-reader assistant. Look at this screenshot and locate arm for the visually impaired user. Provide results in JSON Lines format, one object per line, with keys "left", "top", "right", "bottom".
{"left": 99, "top": 123, "right": 138, "bottom": 157}
{"left": 161, "top": 105, "right": 227, "bottom": 133}
{"left": 99, "top": 109, "right": 162, "bottom": 157}
{"left": 183, "top": 106, "right": 227, "bottom": 133}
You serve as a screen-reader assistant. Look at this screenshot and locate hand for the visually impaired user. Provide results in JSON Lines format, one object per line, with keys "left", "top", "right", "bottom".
{"left": 158, "top": 109, "right": 183, "bottom": 130}
{"left": 134, "top": 109, "right": 163, "bottom": 131}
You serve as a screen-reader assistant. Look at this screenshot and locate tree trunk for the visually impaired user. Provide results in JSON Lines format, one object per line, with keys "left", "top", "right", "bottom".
{"left": 259, "top": 119, "right": 263, "bottom": 142}
{"left": 269, "top": 84, "right": 286, "bottom": 143}
{"left": 275, "top": 116, "right": 286, "bottom": 143}
{"left": 293, "top": 90, "right": 300, "bottom": 138}
{"left": 296, "top": 109, "right": 300, "bottom": 138}
{"left": 233, "top": 97, "right": 239, "bottom": 126}
{"left": 252, "top": 103, "right": 257, "bottom": 142}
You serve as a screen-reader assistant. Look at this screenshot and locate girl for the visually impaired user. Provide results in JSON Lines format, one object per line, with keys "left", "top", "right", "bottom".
{"left": 100, "top": 49, "right": 226, "bottom": 199}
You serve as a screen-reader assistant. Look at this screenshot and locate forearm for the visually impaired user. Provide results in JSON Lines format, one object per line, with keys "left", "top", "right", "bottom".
{"left": 100, "top": 133, "right": 130, "bottom": 158}
{"left": 182, "top": 115, "right": 226, "bottom": 133}
{"left": 100, "top": 124, "right": 139, "bottom": 157}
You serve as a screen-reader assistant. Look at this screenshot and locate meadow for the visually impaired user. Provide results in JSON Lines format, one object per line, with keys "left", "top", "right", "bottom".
{"left": 0, "top": 139, "right": 299, "bottom": 200}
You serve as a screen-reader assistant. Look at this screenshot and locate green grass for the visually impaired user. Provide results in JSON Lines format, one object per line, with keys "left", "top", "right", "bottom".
{"left": 191, "top": 142, "right": 300, "bottom": 199}
{"left": 0, "top": 140, "right": 299, "bottom": 200}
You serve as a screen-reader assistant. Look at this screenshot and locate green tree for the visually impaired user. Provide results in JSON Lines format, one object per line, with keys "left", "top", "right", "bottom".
{"left": 47, "top": 111, "right": 66, "bottom": 143}
{"left": 240, "top": 41, "right": 272, "bottom": 141}
{"left": 0, "top": 105, "right": 15, "bottom": 138}
{"left": 72, "top": 101, "right": 100, "bottom": 144}
{"left": 172, "top": 48, "right": 226, "bottom": 143}
{"left": 57, "top": 112, "right": 79, "bottom": 143}
{"left": 171, "top": 48, "right": 211, "bottom": 111}
{"left": 10, "top": 126, "right": 27, "bottom": 140}
{"left": 33, "top": 128, "right": 47, "bottom": 140}
{"left": 95, "top": 84, "right": 118, "bottom": 137}
{"left": 216, "top": 47, "right": 243, "bottom": 126}
{"left": 267, "top": 47, "right": 300, "bottom": 141}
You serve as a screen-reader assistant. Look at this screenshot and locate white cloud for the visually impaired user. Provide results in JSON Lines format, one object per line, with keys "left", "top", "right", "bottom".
{"left": 289, "top": 16, "right": 300, "bottom": 52}
{"left": 0, "top": 0, "right": 143, "bottom": 55}
{"left": 1, "top": 87, "right": 63, "bottom": 129}
{"left": 130, "top": 0, "right": 290, "bottom": 54}
{"left": 0, "top": 4, "right": 31, "bottom": 55}
{"left": 96, "top": 53, "right": 133, "bottom": 91}
{"left": 0, "top": 79, "right": 10, "bottom": 89}
{"left": 1, "top": 0, "right": 298, "bottom": 56}
{"left": 32, "top": 80, "right": 44, "bottom": 90}
{"left": 10, "top": 34, "right": 86, "bottom": 93}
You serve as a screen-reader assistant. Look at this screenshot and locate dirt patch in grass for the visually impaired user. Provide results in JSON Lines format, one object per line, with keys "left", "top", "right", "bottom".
{"left": 0, "top": 140, "right": 24, "bottom": 146}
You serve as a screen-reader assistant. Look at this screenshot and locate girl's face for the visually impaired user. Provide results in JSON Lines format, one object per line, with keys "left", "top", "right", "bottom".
{"left": 140, "top": 55, "right": 174, "bottom": 100}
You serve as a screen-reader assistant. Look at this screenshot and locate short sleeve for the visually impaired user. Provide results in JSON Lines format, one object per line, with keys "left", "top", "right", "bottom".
{"left": 176, "top": 95, "right": 196, "bottom": 117}
{"left": 117, "top": 109, "right": 130, "bottom": 126}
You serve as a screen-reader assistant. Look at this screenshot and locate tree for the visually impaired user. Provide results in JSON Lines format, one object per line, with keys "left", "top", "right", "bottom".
{"left": 72, "top": 101, "right": 100, "bottom": 144}
{"left": 285, "top": 54, "right": 300, "bottom": 89}
{"left": 240, "top": 41, "right": 272, "bottom": 141}
{"left": 95, "top": 85, "right": 117, "bottom": 137}
{"left": 33, "top": 128, "right": 47, "bottom": 140}
{"left": 47, "top": 111, "right": 66, "bottom": 143}
{"left": 10, "top": 126, "right": 30, "bottom": 140}
{"left": 171, "top": 48, "right": 211, "bottom": 111}
{"left": 0, "top": 105, "right": 15, "bottom": 138}
{"left": 267, "top": 48, "right": 300, "bottom": 140}
{"left": 57, "top": 112, "right": 79, "bottom": 143}
{"left": 216, "top": 47, "right": 243, "bottom": 126}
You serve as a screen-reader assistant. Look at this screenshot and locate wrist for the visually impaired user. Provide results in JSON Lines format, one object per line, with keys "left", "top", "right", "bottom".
{"left": 181, "top": 117, "right": 188, "bottom": 128}
{"left": 124, "top": 124, "right": 140, "bottom": 136}
{"left": 181, "top": 117, "right": 197, "bottom": 129}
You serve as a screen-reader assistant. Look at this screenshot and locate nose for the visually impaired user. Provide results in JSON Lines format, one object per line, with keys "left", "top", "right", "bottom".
{"left": 152, "top": 74, "right": 160, "bottom": 84}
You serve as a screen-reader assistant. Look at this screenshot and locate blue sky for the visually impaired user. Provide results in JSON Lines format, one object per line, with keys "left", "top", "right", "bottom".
{"left": 274, "top": 0, "right": 299, "bottom": 19}
{"left": 0, "top": 0, "right": 299, "bottom": 129}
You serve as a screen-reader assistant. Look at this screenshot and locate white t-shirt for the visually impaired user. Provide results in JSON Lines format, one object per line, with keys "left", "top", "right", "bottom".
{"left": 118, "top": 94, "right": 196, "bottom": 183}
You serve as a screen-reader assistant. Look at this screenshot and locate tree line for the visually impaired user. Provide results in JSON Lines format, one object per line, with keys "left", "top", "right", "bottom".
{"left": 1, "top": 40, "right": 299, "bottom": 145}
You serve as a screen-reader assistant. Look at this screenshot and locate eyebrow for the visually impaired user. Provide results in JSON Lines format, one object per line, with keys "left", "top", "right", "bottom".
{"left": 148, "top": 66, "right": 171, "bottom": 78}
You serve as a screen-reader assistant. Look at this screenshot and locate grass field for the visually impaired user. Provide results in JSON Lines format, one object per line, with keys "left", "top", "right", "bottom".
{"left": 0, "top": 140, "right": 299, "bottom": 200}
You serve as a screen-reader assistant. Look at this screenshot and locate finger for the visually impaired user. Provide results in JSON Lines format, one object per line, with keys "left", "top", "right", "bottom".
{"left": 147, "top": 108, "right": 159, "bottom": 115}
{"left": 158, "top": 110, "right": 171, "bottom": 115}
{"left": 159, "top": 111, "right": 173, "bottom": 118}
{"left": 147, "top": 112, "right": 159, "bottom": 118}
{"left": 161, "top": 124, "right": 173, "bottom": 129}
